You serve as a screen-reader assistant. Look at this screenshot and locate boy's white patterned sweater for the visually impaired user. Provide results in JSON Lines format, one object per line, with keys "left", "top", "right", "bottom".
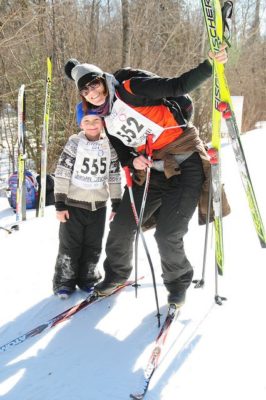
{"left": 54, "top": 131, "right": 122, "bottom": 212}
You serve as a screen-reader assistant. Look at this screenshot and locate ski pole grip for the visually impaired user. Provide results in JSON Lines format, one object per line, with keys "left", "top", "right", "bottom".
{"left": 123, "top": 166, "right": 133, "bottom": 188}
{"left": 146, "top": 134, "right": 153, "bottom": 158}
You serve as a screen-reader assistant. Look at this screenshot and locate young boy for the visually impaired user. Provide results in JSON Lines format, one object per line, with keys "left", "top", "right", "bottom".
{"left": 53, "top": 110, "right": 121, "bottom": 299}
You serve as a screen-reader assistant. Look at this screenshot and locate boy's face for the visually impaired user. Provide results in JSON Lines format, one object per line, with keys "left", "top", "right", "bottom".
{"left": 80, "top": 115, "right": 102, "bottom": 139}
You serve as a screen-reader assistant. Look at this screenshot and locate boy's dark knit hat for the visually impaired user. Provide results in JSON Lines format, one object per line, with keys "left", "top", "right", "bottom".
{"left": 64, "top": 59, "right": 104, "bottom": 90}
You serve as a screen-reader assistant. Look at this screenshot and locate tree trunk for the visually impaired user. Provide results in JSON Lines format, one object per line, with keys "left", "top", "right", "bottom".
{"left": 121, "top": 0, "right": 130, "bottom": 67}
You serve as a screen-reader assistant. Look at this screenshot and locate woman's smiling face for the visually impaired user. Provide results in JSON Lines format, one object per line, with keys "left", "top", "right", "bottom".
{"left": 80, "top": 79, "right": 107, "bottom": 106}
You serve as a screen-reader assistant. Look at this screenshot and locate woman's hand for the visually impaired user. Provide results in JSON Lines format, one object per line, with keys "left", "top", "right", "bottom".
{"left": 133, "top": 155, "right": 153, "bottom": 170}
{"left": 109, "top": 211, "right": 116, "bottom": 221}
{"left": 208, "top": 43, "right": 228, "bottom": 64}
{"left": 56, "top": 210, "right": 69, "bottom": 223}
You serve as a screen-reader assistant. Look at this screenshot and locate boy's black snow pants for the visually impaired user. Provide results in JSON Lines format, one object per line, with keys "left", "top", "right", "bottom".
{"left": 53, "top": 206, "right": 106, "bottom": 293}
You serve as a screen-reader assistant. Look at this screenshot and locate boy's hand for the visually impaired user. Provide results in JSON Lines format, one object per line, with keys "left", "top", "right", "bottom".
{"left": 56, "top": 210, "right": 69, "bottom": 223}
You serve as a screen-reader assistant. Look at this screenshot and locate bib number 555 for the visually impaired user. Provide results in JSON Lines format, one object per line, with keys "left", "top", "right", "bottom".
{"left": 81, "top": 157, "right": 107, "bottom": 175}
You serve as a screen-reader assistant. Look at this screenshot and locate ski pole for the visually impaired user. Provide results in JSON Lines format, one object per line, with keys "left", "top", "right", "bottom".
{"left": 134, "top": 134, "right": 153, "bottom": 292}
{"left": 221, "top": 1, "right": 233, "bottom": 47}
{"left": 124, "top": 165, "right": 161, "bottom": 327}
{"left": 193, "top": 169, "right": 213, "bottom": 288}
{"left": 0, "top": 226, "right": 13, "bottom": 234}
{"left": 0, "top": 224, "right": 19, "bottom": 234}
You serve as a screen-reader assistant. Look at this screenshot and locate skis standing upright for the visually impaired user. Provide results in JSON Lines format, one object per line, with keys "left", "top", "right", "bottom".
{"left": 36, "top": 57, "right": 52, "bottom": 217}
{"left": 201, "top": 0, "right": 266, "bottom": 250}
{"left": 200, "top": 0, "right": 226, "bottom": 304}
{"left": 16, "top": 84, "right": 26, "bottom": 222}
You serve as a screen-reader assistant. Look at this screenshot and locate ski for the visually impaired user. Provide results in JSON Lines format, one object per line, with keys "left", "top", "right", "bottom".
{"left": 36, "top": 57, "right": 52, "bottom": 217}
{"left": 130, "top": 303, "right": 180, "bottom": 400}
{"left": 201, "top": 0, "right": 227, "bottom": 278}
{"left": 208, "top": 147, "right": 224, "bottom": 275}
{"left": 201, "top": 0, "right": 266, "bottom": 248}
{"left": 16, "top": 84, "right": 26, "bottom": 222}
{"left": 218, "top": 101, "right": 266, "bottom": 247}
{"left": 0, "top": 278, "right": 142, "bottom": 354}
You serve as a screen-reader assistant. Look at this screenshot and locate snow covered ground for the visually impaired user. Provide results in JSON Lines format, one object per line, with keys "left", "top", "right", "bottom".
{"left": 0, "top": 128, "right": 266, "bottom": 400}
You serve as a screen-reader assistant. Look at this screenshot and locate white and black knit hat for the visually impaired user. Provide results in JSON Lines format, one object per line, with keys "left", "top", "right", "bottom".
{"left": 64, "top": 59, "right": 104, "bottom": 90}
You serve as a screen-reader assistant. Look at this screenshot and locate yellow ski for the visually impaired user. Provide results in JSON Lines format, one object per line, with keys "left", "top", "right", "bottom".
{"left": 202, "top": 0, "right": 266, "bottom": 251}
{"left": 36, "top": 57, "right": 52, "bottom": 217}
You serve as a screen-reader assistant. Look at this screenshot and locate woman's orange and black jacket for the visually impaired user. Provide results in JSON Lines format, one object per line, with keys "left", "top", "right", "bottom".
{"left": 104, "top": 60, "right": 212, "bottom": 167}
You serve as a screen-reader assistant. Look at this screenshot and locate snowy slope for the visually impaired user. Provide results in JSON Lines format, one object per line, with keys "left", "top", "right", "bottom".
{"left": 0, "top": 128, "right": 266, "bottom": 400}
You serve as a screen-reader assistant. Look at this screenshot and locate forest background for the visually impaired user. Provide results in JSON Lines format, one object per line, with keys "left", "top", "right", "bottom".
{"left": 0, "top": 0, "right": 265, "bottom": 175}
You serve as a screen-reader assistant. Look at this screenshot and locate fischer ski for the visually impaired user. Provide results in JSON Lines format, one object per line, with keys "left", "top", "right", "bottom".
{"left": 16, "top": 84, "right": 26, "bottom": 222}
{"left": 201, "top": 0, "right": 266, "bottom": 248}
{"left": 36, "top": 57, "right": 52, "bottom": 217}
{"left": 0, "top": 278, "right": 142, "bottom": 354}
{"left": 218, "top": 101, "right": 266, "bottom": 248}
{"left": 201, "top": 0, "right": 226, "bottom": 279}
{"left": 208, "top": 147, "right": 224, "bottom": 275}
{"left": 130, "top": 303, "right": 180, "bottom": 400}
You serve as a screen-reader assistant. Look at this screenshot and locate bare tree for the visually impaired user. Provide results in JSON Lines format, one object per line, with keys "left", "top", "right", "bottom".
{"left": 0, "top": 0, "right": 265, "bottom": 178}
{"left": 121, "top": 0, "right": 130, "bottom": 66}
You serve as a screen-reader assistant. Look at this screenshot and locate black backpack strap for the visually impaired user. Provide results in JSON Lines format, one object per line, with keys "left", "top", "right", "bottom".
{"left": 116, "top": 83, "right": 162, "bottom": 107}
{"left": 163, "top": 94, "right": 193, "bottom": 126}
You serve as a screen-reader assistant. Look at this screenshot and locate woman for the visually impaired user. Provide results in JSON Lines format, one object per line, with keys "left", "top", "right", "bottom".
{"left": 64, "top": 45, "right": 228, "bottom": 306}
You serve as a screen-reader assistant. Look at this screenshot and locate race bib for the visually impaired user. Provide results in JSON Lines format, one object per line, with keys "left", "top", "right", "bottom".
{"left": 104, "top": 97, "right": 164, "bottom": 147}
{"left": 72, "top": 137, "right": 110, "bottom": 190}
